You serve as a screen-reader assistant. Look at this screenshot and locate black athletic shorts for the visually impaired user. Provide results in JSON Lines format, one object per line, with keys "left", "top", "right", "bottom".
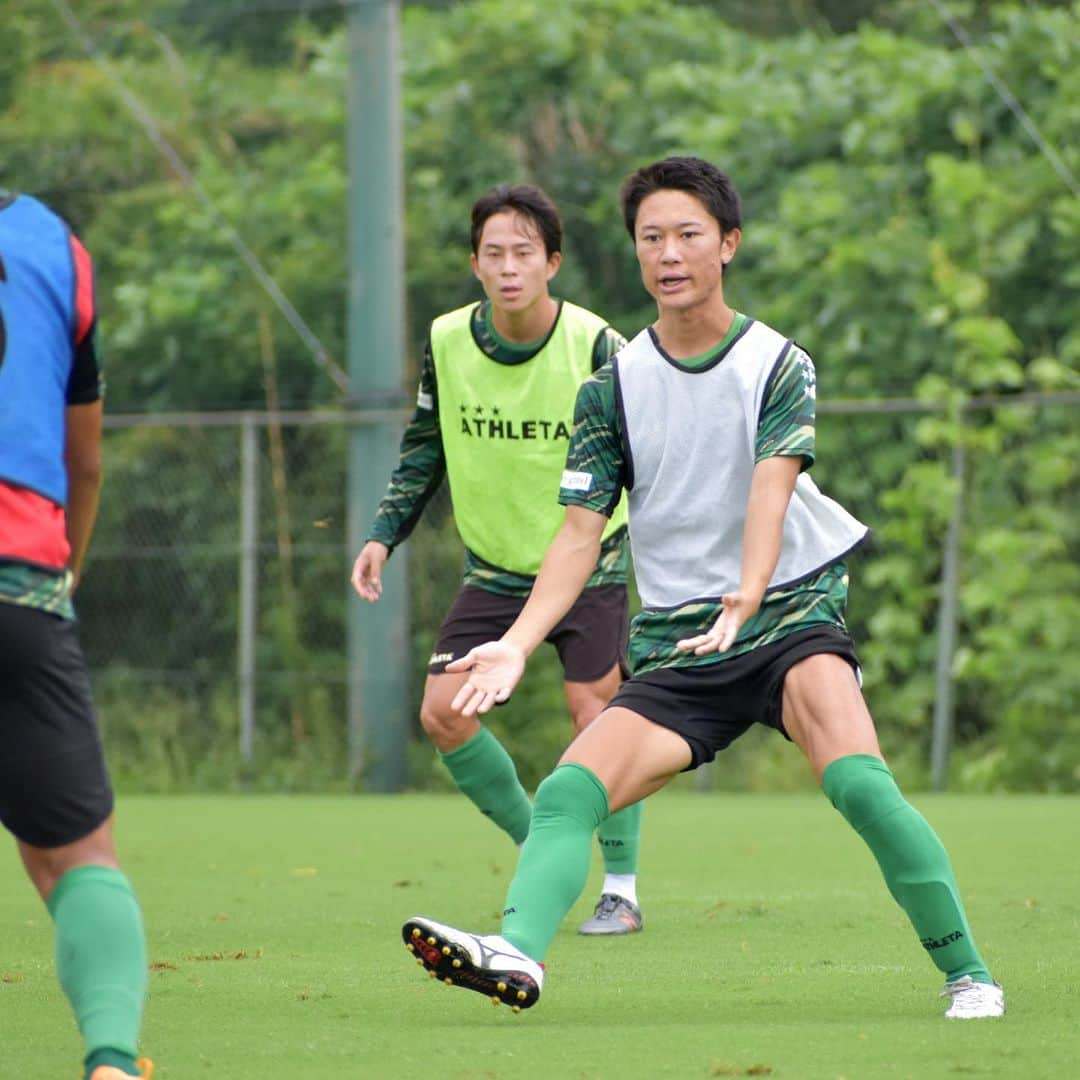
{"left": 428, "top": 583, "right": 629, "bottom": 683}
{"left": 607, "top": 625, "right": 861, "bottom": 770}
{"left": 0, "top": 603, "right": 114, "bottom": 847}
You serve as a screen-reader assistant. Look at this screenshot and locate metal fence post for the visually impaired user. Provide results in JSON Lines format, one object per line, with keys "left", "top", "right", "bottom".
{"left": 238, "top": 415, "right": 258, "bottom": 763}
{"left": 345, "top": 0, "right": 409, "bottom": 791}
{"left": 931, "top": 438, "right": 966, "bottom": 791}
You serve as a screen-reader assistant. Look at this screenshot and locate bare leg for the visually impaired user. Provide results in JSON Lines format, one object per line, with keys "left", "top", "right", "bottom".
{"left": 19, "top": 816, "right": 120, "bottom": 903}
{"left": 565, "top": 664, "right": 645, "bottom": 922}
{"left": 563, "top": 661, "right": 622, "bottom": 737}
{"left": 421, "top": 671, "right": 532, "bottom": 843}
{"left": 781, "top": 653, "right": 998, "bottom": 1004}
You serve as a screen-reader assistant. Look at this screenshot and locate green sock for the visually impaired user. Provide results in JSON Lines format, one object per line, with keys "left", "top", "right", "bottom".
{"left": 501, "top": 763, "right": 609, "bottom": 960}
{"left": 822, "top": 754, "right": 992, "bottom": 984}
{"left": 46, "top": 866, "right": 147, "bottom": 1073}
{"left": 439, "top": 727, "right": 532, "bottom": 845}
{"left": 597, "top": 799, "right": 642, "bottom": 874}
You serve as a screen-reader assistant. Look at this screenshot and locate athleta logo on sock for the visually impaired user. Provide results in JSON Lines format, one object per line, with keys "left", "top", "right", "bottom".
{"left": 599, "top": 839, "right": 625, "bottom": 847}
{"left": 503, "top": 906, "right": 517, "bottom": 916}
{"left": 921, "top": 930, "right": 966, "bottom": 951}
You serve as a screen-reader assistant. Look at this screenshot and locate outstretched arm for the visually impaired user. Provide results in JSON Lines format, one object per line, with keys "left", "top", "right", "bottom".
{"left": 677, "top": 454, "right": 801, "bottom": 655}
{"left": 447, "top": 504, "right": 607, "bottom": 715}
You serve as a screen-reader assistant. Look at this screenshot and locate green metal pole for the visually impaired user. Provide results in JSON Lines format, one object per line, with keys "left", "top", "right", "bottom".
{"left": 238, "top": 415, "right": 258, "bottom": 764}
{"left": 931, "top": 439, "right": 966, "bottom": 792}
{"left": 345, "top": 0, "right": 409, "bottom": 791}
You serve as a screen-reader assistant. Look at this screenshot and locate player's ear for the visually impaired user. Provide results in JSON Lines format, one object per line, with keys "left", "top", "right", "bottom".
{"left": 470, "top": 252, "right": 481, "bottom": 280}
{"left": 720, "top": 228, "right": 741, "bottom": 264}
{"left": 546, "top": 250, "right": 562, "bottom": 280}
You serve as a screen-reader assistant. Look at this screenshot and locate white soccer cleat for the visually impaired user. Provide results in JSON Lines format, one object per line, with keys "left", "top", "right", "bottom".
{"left": 941, "top": 975, "right": 1005, "bottom": 1018}
{"left": 402, "top": 916, "right": 544, "bottom": 1011}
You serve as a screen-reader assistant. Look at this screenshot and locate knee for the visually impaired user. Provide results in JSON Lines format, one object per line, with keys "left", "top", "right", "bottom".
{"left": 565, "top": 688, "right": 609, "bottom": 735}
{"left": 565, "top": 667, "right": 621, "bottom": 735}
{"left": 21, "top": 827, "right": 119, "bottom": 904}
{"left": 534, "top": 769, "right": 572, "bottom": 812}
{"left": 823, "top": 755, "right": 905, "bottom": 831}
{"left": 418, "top": 698, "right": 469, "bottom": 753}
{"left": 569, "top": 701, "right": 602, "bottom": 737}
{"left": 534, "top": 763, "right": 609, "bottom": 827}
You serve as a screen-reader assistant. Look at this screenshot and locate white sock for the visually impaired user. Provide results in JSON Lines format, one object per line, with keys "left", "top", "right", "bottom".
{"left": 601, "top": 873, "right": 638, "bottom": 907}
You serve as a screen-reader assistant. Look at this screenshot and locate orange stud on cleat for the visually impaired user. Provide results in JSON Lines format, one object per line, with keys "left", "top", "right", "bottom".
{"left": 428, "top": 970, "right": 437, "bottom": 979}
{"left": 427, "top": 936, "right": 437, "bottom": 946}
{"left": 496, "top": 981, "right": 507, "bottom": 993}
{"left": 442, "top": 946, "right": 451, "bottom": 956}
{"left": 511, "top": 1005, "right": 521, "bottom": 1014}
{"left": 406, "top": 943, "right": 415, "bottom": 952}
{"left": 516, "top": 990, "right": 527, "bottom": 1001}
{"left": 491, "top": 996, "right": 501, "bottom": 1005}
{"left": 452, "top": 958, "right": 462, "bottom": 968}
{"left": 411, "top": 928, "right": 421, "bottom": 938}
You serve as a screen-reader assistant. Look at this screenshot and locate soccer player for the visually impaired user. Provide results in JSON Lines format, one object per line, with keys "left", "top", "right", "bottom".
{"left": 0, "top": 191, "right": 153, "bottom": 1078}
{"left": 351, "top": 184, "right": 645, "bottom": 934}
{"left": 400, "top": 157, "right": 1005, "bottom": 1019}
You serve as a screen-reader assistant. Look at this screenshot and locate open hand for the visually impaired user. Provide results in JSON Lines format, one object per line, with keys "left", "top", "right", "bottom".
{"left": 675, "top": 592, "right": 760, "bottom": 655}
{"left": 446, "top": 640, "right": 526, "bottom": 716}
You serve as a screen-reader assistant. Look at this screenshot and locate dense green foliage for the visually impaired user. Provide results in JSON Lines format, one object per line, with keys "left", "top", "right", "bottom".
{"left": 2, "top": 0, "right": 1077, "bottom": 790}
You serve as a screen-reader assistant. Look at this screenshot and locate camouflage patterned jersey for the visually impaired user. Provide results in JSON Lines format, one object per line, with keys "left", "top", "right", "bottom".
{"left": 367, "top": 298, "right": 629, "bottom": 598}
{"left": 559, "top": 311, "right": 856, "bottom": 675}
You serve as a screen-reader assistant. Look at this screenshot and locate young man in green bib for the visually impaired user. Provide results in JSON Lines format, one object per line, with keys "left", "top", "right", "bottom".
{"left": 399, "top": 157, "right": 1005, "bottom": 1020}
{"left": 352, "top": 184, "right": 644, "bottom": 934}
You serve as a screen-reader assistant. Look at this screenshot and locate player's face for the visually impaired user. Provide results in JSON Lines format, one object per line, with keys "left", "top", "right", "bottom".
{"left": 633, "top": 189, "right": 740, "bottom": 314}
{"left": 471, "top": 211, "right": 560, "bottom": 315}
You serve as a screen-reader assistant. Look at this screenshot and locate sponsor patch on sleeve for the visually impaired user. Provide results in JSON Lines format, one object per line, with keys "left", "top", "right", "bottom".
{"left": 416, "top": 388, "right": 434, "bottom": 410}
{"left": 560, "top": 469, "right": 594, "bottom": 493}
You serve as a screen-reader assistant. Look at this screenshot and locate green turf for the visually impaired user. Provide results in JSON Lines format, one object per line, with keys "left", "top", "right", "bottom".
{"left": 2, "top": 792, "right": 1078, "bottom": 1078}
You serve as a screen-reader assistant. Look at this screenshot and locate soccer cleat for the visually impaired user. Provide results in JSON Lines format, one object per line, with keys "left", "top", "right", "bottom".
{"left": 576, "top": 892, "right": 643, "bottom": 935}
{"left": 940, "top": 975, "right": 1005, "bottom": 1019}
{"left": 89, "top": 1059, "right": 154, "bottom": 1080}
{"left": 402, "top": 916, "right": 543, "bottom": 1011}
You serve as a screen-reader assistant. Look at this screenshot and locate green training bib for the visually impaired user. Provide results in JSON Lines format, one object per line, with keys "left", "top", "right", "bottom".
{"left": 433, "top": 301, "right": 627, "bottom": 575}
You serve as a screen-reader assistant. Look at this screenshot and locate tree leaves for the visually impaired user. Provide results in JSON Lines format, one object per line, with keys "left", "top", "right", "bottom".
{"left": 5, "top": 0, "right": 1076, "bottom": 788}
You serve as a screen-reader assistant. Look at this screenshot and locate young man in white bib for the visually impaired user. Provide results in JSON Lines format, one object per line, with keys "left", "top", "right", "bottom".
{"left": 352, "top": 184, "right": 644, "bottom": 934}
{"left": 400, "top": 157, "right": 1004, "bottom": 1020}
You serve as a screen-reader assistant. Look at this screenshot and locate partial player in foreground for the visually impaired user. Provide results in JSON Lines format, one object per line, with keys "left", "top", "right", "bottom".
{"left": 0, "top": 191, "right": 153, "bottom": 1078}
{"left": 401, "top": 157, "right": 1004, "bottom": 1020}
{"left": 353, "top": 184, "right": 645, "bottom": 934}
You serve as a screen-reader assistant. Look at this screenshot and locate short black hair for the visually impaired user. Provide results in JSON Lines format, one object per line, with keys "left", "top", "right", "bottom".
{"left": 620, "top": 157, "right": 742, "bottom": 239}
{"left": 470, "top": 184, "right": 563, "bottom": 257}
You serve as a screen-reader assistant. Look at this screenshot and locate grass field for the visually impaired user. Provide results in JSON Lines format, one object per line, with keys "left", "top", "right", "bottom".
{"left": 2, "top": 791, "right": 1078, "bottom": 1078}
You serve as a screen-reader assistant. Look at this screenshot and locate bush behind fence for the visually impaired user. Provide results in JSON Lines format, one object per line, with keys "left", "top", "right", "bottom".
{"left": 82, "top": 398, "right": 1079, "bottom": 794}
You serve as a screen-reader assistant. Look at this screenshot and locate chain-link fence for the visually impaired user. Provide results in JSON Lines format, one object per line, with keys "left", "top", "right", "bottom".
{"left": 81, "top": 394, "right": 1079, "bottom": 792}
{"left": 83, "top": 412, "right": 352, "bottom": 789}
